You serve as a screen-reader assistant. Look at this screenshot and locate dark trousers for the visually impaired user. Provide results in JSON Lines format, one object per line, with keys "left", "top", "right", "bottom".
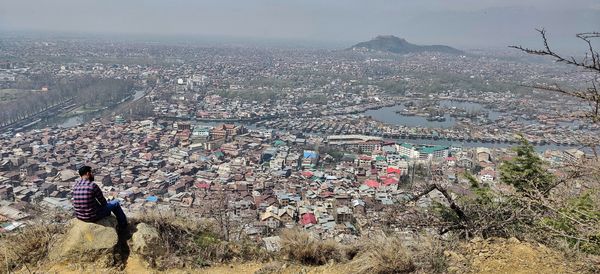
{"left": 98, "top": 200, "right": 128, "bottom": 229}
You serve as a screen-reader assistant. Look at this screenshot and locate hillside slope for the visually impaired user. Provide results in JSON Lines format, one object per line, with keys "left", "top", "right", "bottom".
{"left": 3, "top": 215, "right": 597, "bottom": 274}
{"left": 24, "top": 236, "right": 598, "bottom": 274}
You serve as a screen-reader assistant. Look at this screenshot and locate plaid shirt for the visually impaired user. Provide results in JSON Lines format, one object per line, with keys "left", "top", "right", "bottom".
{"left": 72, "top": 179, "right": 107, "bottom": 221}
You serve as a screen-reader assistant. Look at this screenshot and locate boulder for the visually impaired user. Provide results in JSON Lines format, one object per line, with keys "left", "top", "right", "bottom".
{"left": 49, "top": 216, "right": 119, "bottom": 267}
{"left": 130, "top": 222, "right": 162, "bottom": 257}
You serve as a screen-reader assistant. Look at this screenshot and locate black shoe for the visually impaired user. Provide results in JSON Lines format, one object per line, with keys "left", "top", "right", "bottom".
{"left": 117, "top": 223, "right": 128, "bottom": 231}
{"left": 117, "top": 225, "right": 131, "bottom": 239}
{"left": 118, "top": 230, "right": 132, "bottom": 240}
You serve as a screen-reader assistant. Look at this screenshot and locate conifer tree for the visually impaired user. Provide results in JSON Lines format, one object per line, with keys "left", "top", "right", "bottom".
{"left": 500, "top": 135, "right": 554, "bottom": 195}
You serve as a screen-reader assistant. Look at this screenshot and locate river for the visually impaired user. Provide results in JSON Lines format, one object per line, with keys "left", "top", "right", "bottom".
{"left": 40, "top": 90, "right": 147, "bottom": 129}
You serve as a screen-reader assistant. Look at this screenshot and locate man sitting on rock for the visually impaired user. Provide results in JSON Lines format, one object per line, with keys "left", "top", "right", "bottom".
{"left": 72, "top": 165, "right": 128, "bottom": 231}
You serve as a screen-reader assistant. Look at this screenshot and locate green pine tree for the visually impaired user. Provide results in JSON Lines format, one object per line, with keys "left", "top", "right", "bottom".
{"left": 500, "top": 135, "right": 554, "bottom": 195}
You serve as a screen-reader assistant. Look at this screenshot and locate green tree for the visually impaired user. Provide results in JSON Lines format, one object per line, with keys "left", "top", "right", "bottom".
{"left": 541, "top": 191, "right": 600, "bottom": 255}
{"left": 499, "top": 135, "right": 554, "bottom": 195}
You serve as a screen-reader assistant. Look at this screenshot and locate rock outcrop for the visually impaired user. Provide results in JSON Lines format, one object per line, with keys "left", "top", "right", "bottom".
{"left": 130, "top": 222, "right": 163, "bottom": 266}
{"left": 131, "top": 223, "right": 160, "bottom": 255}
{"left": 49, "top": 216, "right": 119, "bottom": 268}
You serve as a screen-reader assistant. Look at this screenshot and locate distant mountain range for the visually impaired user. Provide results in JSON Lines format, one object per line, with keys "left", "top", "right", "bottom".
{"left": 349, "top": 35, "right": 462, "bottom": 54}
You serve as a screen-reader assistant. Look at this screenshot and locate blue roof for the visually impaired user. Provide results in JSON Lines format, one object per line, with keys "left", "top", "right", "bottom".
{"left": 303, "top": 150, "right": 318, "bottom": 159}
{"left": 146, "top": 196, "right": 159, "bottom": 202}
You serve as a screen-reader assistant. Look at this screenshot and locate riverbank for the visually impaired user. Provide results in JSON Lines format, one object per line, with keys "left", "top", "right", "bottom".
{"left": 37, "top": 89, "right": 147, "bottom": 129}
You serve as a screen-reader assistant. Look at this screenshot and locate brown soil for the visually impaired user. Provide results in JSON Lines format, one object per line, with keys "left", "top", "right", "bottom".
{"left": 39, "top": 259, "right": 349, "bottom": 274}
{"left": 445, "top": 237, "right": 590, "bottom": 274}
{"left": 26, "top": 237, "right": 596, "bottom": 274}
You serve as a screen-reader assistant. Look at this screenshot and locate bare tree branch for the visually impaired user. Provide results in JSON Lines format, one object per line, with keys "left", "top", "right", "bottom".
{"left": 409, "top": 182, "right": 471, "bottom": 234}
{"left": 510, "top": 29, "right": 600, "bottom": 72}
{"left": 511, "top": 29, "right": 600, "bottom": 124}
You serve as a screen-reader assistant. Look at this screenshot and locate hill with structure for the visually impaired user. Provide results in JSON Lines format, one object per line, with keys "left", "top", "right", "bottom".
{"left": 349, "top": 35, "right": 463, "bottom": 54}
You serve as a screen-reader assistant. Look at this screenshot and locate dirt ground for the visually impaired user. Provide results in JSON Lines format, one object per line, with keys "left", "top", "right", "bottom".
{"left": 445, "top": 237, "right": 595, "bottom": 274}
{"left": 27, "top": 237, "right": 597, "bottom": 274}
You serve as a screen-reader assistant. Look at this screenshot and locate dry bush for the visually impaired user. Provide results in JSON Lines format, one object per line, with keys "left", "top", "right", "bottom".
{"left": 131, "top": 211, "right": 265, "bottom": 269}
{"left": 228, "top": 239, "right": 269, "bottom": 262}
{"left": 349, "top": 235, "right": 415, "bottom": 274}
{"left": 342, "top": 243, "right": 362, "bottom": 261}
{"left": 411, "top": 236, "right": 450, "bottom": 274}
{"left": 279, "top": 229, "right": 345, "bottom": 265}
{"left": 132, "top": 211, "right": 224, "bottom": 268}
{"left": 0, "top": 223, "right": 65, "bottom": 272}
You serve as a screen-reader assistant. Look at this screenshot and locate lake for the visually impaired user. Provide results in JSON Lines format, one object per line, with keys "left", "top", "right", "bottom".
{"left": 365, "top": 100, "right": 510, "bottom": 128}
{"left": 364, "top": 104, "right": 456, "bottom": 128}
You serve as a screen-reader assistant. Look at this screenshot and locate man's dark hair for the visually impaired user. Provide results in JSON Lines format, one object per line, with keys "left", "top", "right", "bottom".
{"left": 78, "top": 165, "right": 92, "bottom": 176}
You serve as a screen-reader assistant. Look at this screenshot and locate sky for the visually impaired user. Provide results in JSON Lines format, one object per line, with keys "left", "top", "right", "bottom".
{"left": 0, "top": 0, "right": 598, "bottom": 50}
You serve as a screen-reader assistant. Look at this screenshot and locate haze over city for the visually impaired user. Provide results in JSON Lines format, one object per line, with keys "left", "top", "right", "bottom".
{"left": 1, "top": 0, "right": 599, "bottom": 49}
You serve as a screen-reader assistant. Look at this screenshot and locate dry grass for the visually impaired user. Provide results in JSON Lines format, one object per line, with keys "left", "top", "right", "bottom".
{"left": 412, "top": 236, "right": 449, "bottom": 274}
{"left": 548, "top": 238, "right": 600, "bottom": 274}
{"left": 279, "top": 229, "right": 346, "bottom": 265}
{"left": 131, "top": 210, "right": 265, "bottom": 269}
{"left": 132, "top": 211, "right": 223, "bottom": 268}
{"left": 254, "top": 261, "right": 284, "bottom": 274}
{"left": 349, "top": 235, "right": 415, "bottom": 274}
{"left": 0, "top": 223, "right": 65, "bottom": 273}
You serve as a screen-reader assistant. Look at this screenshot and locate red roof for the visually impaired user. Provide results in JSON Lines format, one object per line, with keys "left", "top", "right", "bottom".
{"left": 359, "top": 155, "right": 372, "bottom": 161}
{"left": 320, "top": 191, "right": 334, "bottom": 198}
{"left": 302, "top": 171, "right": 313, "bottom": 178}
{"left": 383, "top": 178, "right": 398, "bottom": 186}
{"left": 364, "top": 179, "right": 380, "bottom": 188}
{"left": 478, "top": 169, "right": 496, "bottom": 177}
{"left": 300, "top": 213, "right": 317, "bottom": 225}
{"left": 195, "top": 183, "right": 210, "bottom": 189}
{"left": 386, "top": 167, "right": 401, "bottom": 174}
{"left": 480, "top": 161, "right": 496, "bottom": 168}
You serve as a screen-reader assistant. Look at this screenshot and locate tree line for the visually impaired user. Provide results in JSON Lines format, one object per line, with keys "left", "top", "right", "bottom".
{"left": 0, "top": 76, "right": 134, "bottom": 127}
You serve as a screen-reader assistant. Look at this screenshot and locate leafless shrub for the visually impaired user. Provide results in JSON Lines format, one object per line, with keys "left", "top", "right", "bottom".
{"left": 349, "top": 235, "right": 415, "bottom": 274}
{"left": 279, "top": 229, "right": 345, "bottom": 265}
{"left": 131, "top": 210, "right": 265, "bottom": 269}
{"left": 412, "top": 236, "right": 450, "bottom": 274}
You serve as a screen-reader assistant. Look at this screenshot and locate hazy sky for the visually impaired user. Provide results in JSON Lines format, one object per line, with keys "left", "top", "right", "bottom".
{"left": 1, "top": 0, "right": 598, "bottom": 50}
